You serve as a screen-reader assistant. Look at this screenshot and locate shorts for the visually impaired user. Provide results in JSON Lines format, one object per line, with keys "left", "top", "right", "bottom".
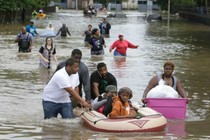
{"left": 42, "top": 100, "right": 74, "bottom": 119}
{"left": 114, "top": 50, "right": 126, "bottom": 56}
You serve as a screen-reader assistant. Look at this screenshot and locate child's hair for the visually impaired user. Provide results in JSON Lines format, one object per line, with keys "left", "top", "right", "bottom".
{"left": 118, "top": 87, "right": 133, "bottom": 99}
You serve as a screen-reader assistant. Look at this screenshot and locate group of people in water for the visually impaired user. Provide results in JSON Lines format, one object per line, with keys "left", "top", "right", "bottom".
{"left": 42, "top": 48, "right": 139, "bottom": 119}
{"left": 41, "top": 47, "right": 188, "bottom": 119}
{"left": 14, "top": 15, "right": 188, "bottom": 120}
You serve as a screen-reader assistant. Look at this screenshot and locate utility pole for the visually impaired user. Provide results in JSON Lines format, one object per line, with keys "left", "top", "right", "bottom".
{"left": 205, "top": 0, "right": 208, "bottom": 15}
{"left": 76, "top": 0, "right": 78, "bottom": 10}
{"left": 167, "top": 0, "right": 170, "bottom": 37}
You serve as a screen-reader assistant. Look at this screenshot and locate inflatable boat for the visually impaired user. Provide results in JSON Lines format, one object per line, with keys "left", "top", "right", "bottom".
{"left": 73, "top": 107, "right": 167, "bottom": 132}
{"left": 37, "top": 13, "right": 46, "bottom": 19}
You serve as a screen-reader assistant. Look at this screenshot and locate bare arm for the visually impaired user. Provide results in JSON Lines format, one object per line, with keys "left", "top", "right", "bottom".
{"left": 67, "top": 29, "right": 71, "bottom": 36}
{"left": 109, "top": 41, "right": 117, "bottom": 52}
{"left": 176, "top": 79, "right": 188, "bottom": 98}
{"left": 64, "top": 86, "right": 91, "bottom": 109}
{"left": 142, "top": 76, "right": 158, "bottom": 102}
{"left": 92, "top": 82, "right": 100, "bottom": 98}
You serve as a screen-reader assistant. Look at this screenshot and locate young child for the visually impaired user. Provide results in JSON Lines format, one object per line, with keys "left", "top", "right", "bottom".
{"left": 108, "top": 87, "right": 137, "bottom": 119}
{"left": 92, "top": 85, "right": 117, "bottom": 113}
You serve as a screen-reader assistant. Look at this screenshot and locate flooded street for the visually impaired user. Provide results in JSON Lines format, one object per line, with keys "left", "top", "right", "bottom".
{"left": 0, "top": 10, "right": 210, "bottom": 139}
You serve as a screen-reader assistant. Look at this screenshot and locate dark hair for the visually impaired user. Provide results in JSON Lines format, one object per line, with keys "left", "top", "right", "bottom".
{"left": 118, "top": 87, "right": 133, "bottom": 99}
{"left": 71, "top": 49, "right": 82, "bottom": 57}
{"left": 45, "top": 37, "right": 53, "bottom": 46}
{"left": 88, "top": 24, "right": 92, "bottom": 27}
{"left": 65, "top": 58, "right": 79, "bottom": 67}
{"left": 97, "top": 62, "right": 106, "bottom": 70}
{"left": 92, "top": 28, "right": 98, "bottom": 35}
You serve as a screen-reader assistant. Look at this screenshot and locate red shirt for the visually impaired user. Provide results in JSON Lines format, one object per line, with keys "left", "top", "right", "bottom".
{"left": 110, "top": 39, "right": 137, "bottom": 55}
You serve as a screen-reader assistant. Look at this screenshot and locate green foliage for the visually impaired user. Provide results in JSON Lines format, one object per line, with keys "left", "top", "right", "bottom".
{"left": 157, "top": 0, "right": 196, "bottom": 11}
{"left": 0, "top": 0, "right": 50, "bottom": 24}
{"left": 0, "top": 0, "right": 50, "bottom": 12}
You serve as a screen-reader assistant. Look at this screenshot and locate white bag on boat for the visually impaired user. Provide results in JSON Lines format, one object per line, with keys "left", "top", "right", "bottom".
{"left": 147, "top": 79, "right": 179, "bottom": 98}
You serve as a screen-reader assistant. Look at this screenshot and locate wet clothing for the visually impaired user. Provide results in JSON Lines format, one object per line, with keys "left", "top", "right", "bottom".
{"left": 89, "top": 35, "right": 105, "bottom": 55}
{"left": 158, "top": 74, "right": 177, "bottom": 90}
{"left": 84, "top": 30, "right": 92, "bottom": 42}
{"left": 43, "top": 67, "right": 79, "bottom": 103}
{"left": 39, "top": 45, "right": 56, "bottom": 69}
{"left": 99, "top": 22, "right": 111, "bottom": 35}
{"left": 16, "top": 32, "right": 33, "bottom": 52}
{"left": 110, "top": 39, "right": 137, "bottom": 56}
{"left": 55, "top": 60, "right": 91, "bottom": 101}
{"left": 108, "top": 96, "right": 131, "bottom": 118}
{"left": 90, "top": 70, "right": 117, "bottom": 99}
{"left": 56, "top": 26, "right": 71, "bottom": 36}
{"left": 92, "top": 93, "right": 107, "bottom": 110}
{"left": 32, "top": 11, "right": 38, "bottom": 16}
{"left": 42, "top": 67, "right": 79, "bottom": 119}
{"left": 26, "top": 25, "right": 38, "bottom": 36}
{"left": 102, "top": 96, "right": 113, "bottom": 116}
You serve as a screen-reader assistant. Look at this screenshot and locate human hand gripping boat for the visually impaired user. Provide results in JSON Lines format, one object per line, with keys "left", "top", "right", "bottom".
{"left": 73, "top": 105, "right": 167, "bottom": 133}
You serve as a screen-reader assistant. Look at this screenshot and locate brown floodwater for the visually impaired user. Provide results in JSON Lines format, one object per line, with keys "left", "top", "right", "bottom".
{"left": 0, "top": 10, "right": 210, "bottom": 140}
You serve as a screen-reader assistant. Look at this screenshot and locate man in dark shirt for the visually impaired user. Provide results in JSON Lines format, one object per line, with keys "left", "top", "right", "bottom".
{"left": 56, "top": 23, "right": 71, "bottom": 37}
{"left": 55, "top": 49, "right": 91, "bottom": 105}
{"left": 90, "top": 62, "right": 117, "bottom": 100}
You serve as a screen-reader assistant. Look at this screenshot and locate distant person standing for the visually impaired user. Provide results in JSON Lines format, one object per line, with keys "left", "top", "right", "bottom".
{"left": 46, "top": 22, "right": 55, "bottom": 31}
{"left": 88, "top": 28, "right": 106, "bottom": 55}
{"left": 15, "top": 26, "right": 33, "bottom": 52}
{"left": 56, "top": 24, "right": 71, "bottom": 37}
{"left": 82, "top": 24, "right": 92, "bottom": 47}
{"left": 26, "top": 20, "right": 39, "bottom": 37}
{"left": 109, "top": 34, "right": 139, "bottom": 56}
{"left": 38, "top": 37, "right": 57, "bottom": 69}
{"left": 31, "top": 10, "right": 38, "bottom": 18}
{"left": 98, "top": 18, "right": 111, "bottom": 37}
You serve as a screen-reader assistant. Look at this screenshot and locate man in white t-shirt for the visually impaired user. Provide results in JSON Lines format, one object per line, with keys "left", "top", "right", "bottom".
{"left": 42, "top": 58, "right": 91, "bottom": 119}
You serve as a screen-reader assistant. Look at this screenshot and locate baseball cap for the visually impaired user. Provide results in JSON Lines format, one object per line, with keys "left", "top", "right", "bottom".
{"left": 30, "top": 20, "right": 34, "bottom": 23}
{"left": 106, "top": 85, "right": 117, "bottom": 93}
{"left": 118, "top": 34, "right": 123, "bottom": 38}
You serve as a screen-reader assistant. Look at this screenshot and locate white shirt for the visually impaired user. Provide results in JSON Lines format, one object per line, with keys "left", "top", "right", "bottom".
{"left": 43, "top": 67, "right": 79, "bottom": 103}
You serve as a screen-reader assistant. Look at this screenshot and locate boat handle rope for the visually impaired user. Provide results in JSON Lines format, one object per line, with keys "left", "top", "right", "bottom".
{"left": 79, "top": 110, "right": 107, "bottom": 124}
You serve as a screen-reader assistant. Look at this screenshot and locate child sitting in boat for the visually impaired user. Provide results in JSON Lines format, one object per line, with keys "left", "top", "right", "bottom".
{"left": 108, "top": 87, "right": 137, "bottom": 119}
{"left": 92, "top": 85, "right": 117, "bottom": 113}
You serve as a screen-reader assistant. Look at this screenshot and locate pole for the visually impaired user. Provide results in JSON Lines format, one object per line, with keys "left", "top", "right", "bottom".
{"left": 205, "top": 0, "right": 208, "bottom": 15}
{"left": 167, "top": 0, "right": 170, "bottom": 21}
{"left": 76, "top": 0, "right": 78, "bottom": 10}
{"left": 167, "top": 0, "right": 170, "bottom": 37}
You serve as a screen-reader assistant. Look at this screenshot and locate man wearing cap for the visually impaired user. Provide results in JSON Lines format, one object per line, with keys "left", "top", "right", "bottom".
{"left": 92, "top": 85, "right": 117, "bottom": 111}
{"left": 98, "top": 18, "right": 111, "bottom": 37}
{"left": 88, "top": 28, "right": 106, "bottom": 55}
{"left": 26, "top": 20, "right": 39, "bottom": 37}
{"left": 109, "top": 34, "right": 138, "bottom": 56}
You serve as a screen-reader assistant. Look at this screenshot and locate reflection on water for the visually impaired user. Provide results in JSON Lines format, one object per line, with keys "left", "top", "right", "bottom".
{"left": 0, "top": 10, "right": 210, "bottom": 139}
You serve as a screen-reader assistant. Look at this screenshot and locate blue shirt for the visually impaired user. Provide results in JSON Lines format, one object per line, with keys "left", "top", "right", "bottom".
{"left": 26, "top": 25, "right": 37, "bottom": 36}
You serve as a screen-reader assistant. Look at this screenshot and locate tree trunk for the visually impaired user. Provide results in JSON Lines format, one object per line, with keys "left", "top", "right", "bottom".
{"left": 21, "top": 9, "right": 26, "bottom": 23}
{"left": 205, "top": 0, "right": 208, "bottom": 15}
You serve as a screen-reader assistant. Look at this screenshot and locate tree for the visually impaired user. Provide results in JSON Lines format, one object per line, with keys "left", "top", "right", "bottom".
{"left": 0, "top": 0, "right": 50, "bottom": 24}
